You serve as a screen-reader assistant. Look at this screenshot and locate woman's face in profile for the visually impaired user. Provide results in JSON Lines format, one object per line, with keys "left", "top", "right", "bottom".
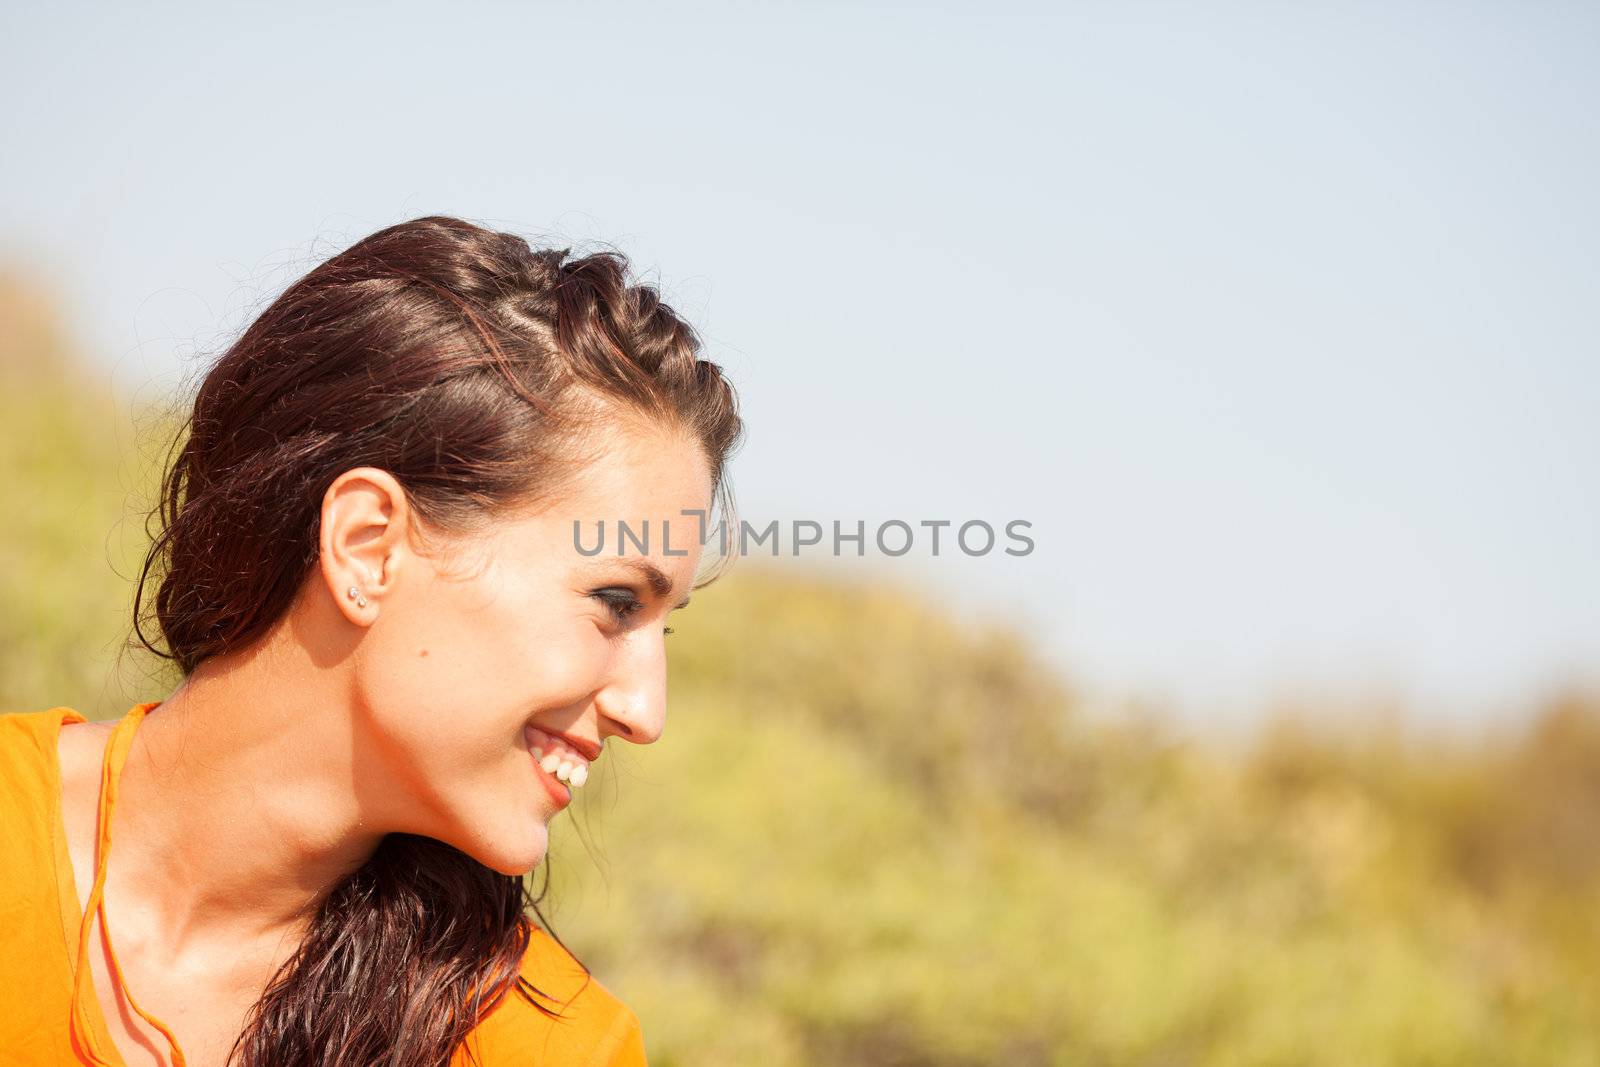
{"left": 329, "top": 418, "right": 714, "bottom": 875}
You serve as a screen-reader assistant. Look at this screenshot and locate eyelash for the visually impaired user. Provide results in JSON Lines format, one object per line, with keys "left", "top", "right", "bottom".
{"left": 593, "top": 589, "right": 675, "bottom": 636}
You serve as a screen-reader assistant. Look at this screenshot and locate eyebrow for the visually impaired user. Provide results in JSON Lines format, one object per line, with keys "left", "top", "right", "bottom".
{"left": 610, "top": 558, "right": 691, "bottom": 610}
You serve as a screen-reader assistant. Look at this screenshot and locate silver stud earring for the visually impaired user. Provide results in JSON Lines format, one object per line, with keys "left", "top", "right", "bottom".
{"left": 346, "top": 585, "right": 369, "bottom": 609}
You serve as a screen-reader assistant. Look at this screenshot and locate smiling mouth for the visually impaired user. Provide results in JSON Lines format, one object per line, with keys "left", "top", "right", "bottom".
{"left": 525, "top": 725, "right": 592, "bottom": 788}
{"left": 532, "top": 754, "right": 572, "bottom": 808}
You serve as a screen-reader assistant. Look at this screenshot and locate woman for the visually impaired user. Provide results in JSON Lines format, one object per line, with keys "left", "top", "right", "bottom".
{"left": 0, "top": 216, "right": 744, "bottom": 1066}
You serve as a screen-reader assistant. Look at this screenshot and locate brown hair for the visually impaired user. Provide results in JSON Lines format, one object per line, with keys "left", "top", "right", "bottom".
{"left": 130, "top": 216, "right": 743, "bottom": 1065}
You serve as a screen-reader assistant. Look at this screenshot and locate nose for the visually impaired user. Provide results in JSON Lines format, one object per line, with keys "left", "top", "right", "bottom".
{"left": 594, "top": 634, "right": 668, "bottom": 746}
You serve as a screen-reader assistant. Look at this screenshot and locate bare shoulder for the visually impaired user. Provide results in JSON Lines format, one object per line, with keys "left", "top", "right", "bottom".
{"left": 56, "top": 718, "right": 115, "bottom": 806}
{"left": 56, "top": 719, "right": 115, "bottom": 908}
{"left": 57, "top": 718, "right": 115, "bottom": 774}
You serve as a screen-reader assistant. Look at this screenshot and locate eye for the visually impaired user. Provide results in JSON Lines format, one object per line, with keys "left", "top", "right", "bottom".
{"left": 591, "top": 588, "right": 646, "bottom": 626}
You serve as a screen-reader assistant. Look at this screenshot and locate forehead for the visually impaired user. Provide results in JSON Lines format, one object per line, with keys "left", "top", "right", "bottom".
{"left": 555, "top": 415, "right": 714, "bottom": 522}
{"left": 506, "top": 415, "right": 716, "bottom": 597}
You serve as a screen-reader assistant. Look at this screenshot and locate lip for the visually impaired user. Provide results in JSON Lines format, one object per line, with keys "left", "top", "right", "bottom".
{"left": 546, "top": 730, "right": 603, "bottom": 763}
{"left": 522, "top": 723, "right": 599, "bottom": 811}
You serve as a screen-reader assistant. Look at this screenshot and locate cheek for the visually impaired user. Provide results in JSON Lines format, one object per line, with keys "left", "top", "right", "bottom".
{"left": 353, "top": 585, "right": 610, "bottom": 781}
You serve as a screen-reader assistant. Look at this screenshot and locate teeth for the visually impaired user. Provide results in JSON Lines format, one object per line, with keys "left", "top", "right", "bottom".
{"left": 532, "top": 735, "right": 589, "bottom": 790}
{"left": 556, "top": 759, "right": 587, "bottom": 787}
{"left": 537, "top": 751, "right": 588, "bottom": 789}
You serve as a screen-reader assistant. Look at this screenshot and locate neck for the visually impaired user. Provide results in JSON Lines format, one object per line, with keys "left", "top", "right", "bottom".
{"left": 109, "top": 639, "right": 398, "bottom": 957}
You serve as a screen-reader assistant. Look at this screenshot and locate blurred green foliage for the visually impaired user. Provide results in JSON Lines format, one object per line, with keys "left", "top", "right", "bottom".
{"left": 0, "top": 268, "right": 182, "bottom": 712}
{"left": 4, "top": 274, "right": 1597, "bottom": 1066}
{"left": 547, "top": 574, "right": 1600, "bottom": 1067}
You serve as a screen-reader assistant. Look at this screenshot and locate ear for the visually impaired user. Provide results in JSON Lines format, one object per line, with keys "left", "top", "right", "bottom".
{"left": 318, "top": 467, "right": 412, "bottom": 626}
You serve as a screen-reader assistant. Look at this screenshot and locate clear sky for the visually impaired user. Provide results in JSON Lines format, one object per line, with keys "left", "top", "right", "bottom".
{"left": 2, "top": 2, "right": 1595, "bottom": 734}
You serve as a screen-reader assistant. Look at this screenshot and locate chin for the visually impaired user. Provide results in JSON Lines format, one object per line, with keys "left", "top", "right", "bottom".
{"left": 423, "top": 769, "right": 555, "bottom": 876}
{"left": 465, "top": 820, "right": 550, "bottom": 877}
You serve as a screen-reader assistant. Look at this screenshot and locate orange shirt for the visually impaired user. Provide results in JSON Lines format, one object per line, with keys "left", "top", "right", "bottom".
{"left": 0, "top": 703, "right": 647, "bottom": 1066}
